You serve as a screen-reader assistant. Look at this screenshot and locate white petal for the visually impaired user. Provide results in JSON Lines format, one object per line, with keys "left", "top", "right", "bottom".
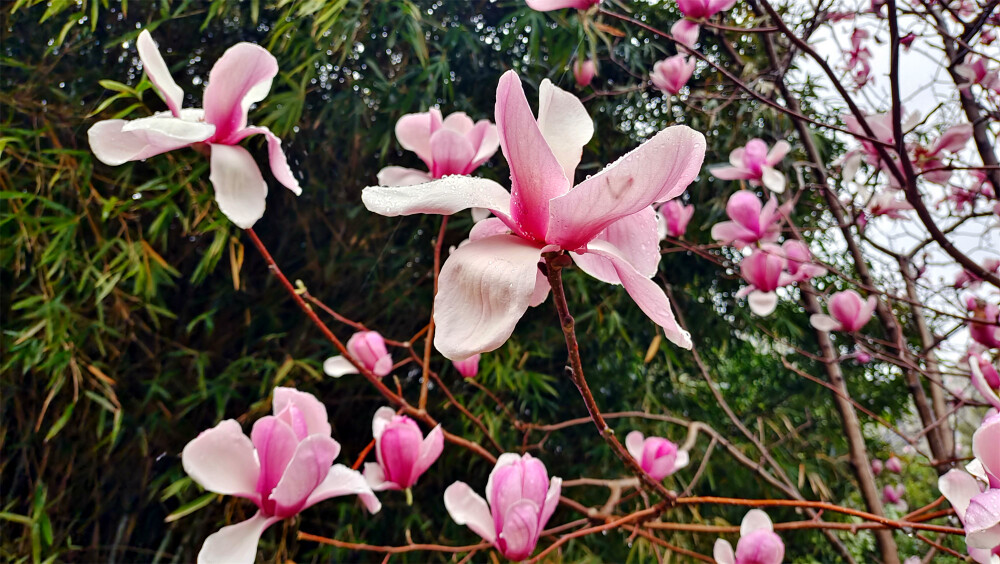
{"left": 536, "top": 78, "right": 594, "bottom": 182}
{"left": 136, "top": 30, "right": 185, "bottom": 117}
{"left": 674, "top": 450, "right": 690, "bottom": 470}
{"left": 761, "top": 166, "right": 786, "bottom": 193}
{"left": 625, "top": 431, "right": 645, "bottom": 461}
{"left": 197, "top": 512, "right": 279, "bottom": 564}
{"left": 363, "top": 462, "right": 397, "bottom": 491}
{"left": 713, "top": 539, "right": 736, "bottom": 564}
{"left": 323, "top": 356, "right": 358, "bottom": 378}
{"left": 376, "top": 166, "right": 433, "bottom": 187}
{"left": 740, "top": 509, "right": 774, "bottom": 535}
{"left": 182, "top": 419, "right": 260, "bottom": 498}
{"left": 371, "top": 406, "right": 396, "bottom": 440}
{"left": 88, "top": 117, "right": 213, "bottom": 166}
{"left": 304, "top": 464, "right": 381, "bottom": 514}
{"left": 444, "top": 482, "right": 497, "bottom": 544}
{"left": 809, "top": 314, "right": 841, "bottom": 332}
{"left": 209, "top": 144, "right": 268, "bottom": 229}
{"left": 362, "top": 176, "right": 512, "bottom": 218}
{"left": 748, "top": 291, "right": 778, "bottom": 316}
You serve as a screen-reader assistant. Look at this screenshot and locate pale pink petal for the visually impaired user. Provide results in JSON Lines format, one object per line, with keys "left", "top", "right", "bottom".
{"left": 442, "top": 111, "right": 475, "bottom": 135}
{"left": 430, "top": 128, "right": 476, "bottom": 177}
{"left": 971, "top": 358, "right": 1000, "bottom": 411}
{"left": 444, "top": 482, "right": 497, "bottom": 544}
{"left": 181, "top": 419, "right": 260, "bottom": 498}
{"left": 809, "top": 314, "right": 842, "bottom": 332}
{"left": 88, "top": 117, "right": 213, "bottom": 166}
{"left": 323, "top": 356, "right": 357, "bottom": 378}
{"left": 536, "top": 78, "right": 594, "bottom": 183}
{"left": 377, "top": 166, "right": 433, "bottom": 187}
{"left": 272, "top": 387, "right": 331, "bottom": 438}
{"left": 469, "top": 217, "right": 512, "bottom": 242}
{"left": 736, "top": 529, "right": 785, "bottom": 564}
{"left": 363, "top": 462, "right": 398, "bottom": 491}
{"left": 539, "top": 476, "right": 562, "bottom": 529}
{"left": 929, "top": 124, "right": 973, "bottom": 155}
{"left": 938, "top": 469, "right": 981, "bottom": 522}
{"left": 713, "top": 539, "right": 736, "bottom": 564}
{"left": 373, "top": 354, "right": 394, "bottom": 377}
{"left": 498, "top": 499, "right": 540, "bottom": 561}
{"left": 547, "top": 125, "right": 706, "bottom": 250}
{"left": 486, "top": 453, "right": 524, "bottom": 503}
{"left": 965, "top": 489, "right": 1000, "bottom": 548}
{"left": 525, "top": 0, "right": 598, "bottom": 10}
{"left": 761, "top": 166, "right": 786, "bottom": 193}
{"left": 303, "top": 464, "right": 381, "bottom": 514}
{"left": 585, "top": 240, "right": 693, "bottom": 349}
{"left": 740, "top": 509, "right": 774, "bottom": 535}
{"left": 530, "top": 267, "right": 551, "bottom": 307}
{"left": 411, "top": 425, "right": 445, "bottom": 483}
{"left": 433, "top": 235, "right": 545, "bottom": 360}
{"left": 395, "top": 112, "right": 436, "bottom": 169}
{"left": 674, "top": 450, "right": 690, "bottom": 469}
{"left": 748, "top": 290, "right": 778, "bottom": 316}
{"left": 362, "top": 176, "right": 512, "bottom": 218}
{"left": 209, "top": 144, "right": 268, "bottom": 229}
{"left": 671, "top": 19, "right": 700, "bottom": 47}
{"left": 972, "top": 413, "right": 1000, "bottom": 481}
{"left": 711, "top": 221, "right": 756, "bottom": 247}
{"left": 967, "top": 546, "right": 996, "bottom": 564}
{"left": 766, "top": 140, "right": 791, "bottom": 166}
{"left": 625, "top": 431, "right": 645, "bottom": 461}
{"left": 250, "top": 416, "right": 298, "bottom": 497}
{"left": 202, "top": 43, "right": 279, "bottom": 142}
{"left": 196, "top": 512, "right": 280, "bottom": 564}
{"left": 371, "top": 406, "right": 396, "bottom": 440}
{"left": 269, "top": 435, "right": 341, "bottom": 516}
{"left": 496, "top": 71, "right": 571, "bottom": 240}
{"left": 571, "top": 207, "right": 660, "bottom": 284}
{"left": 710, "top": 165, "right": 754, "bottom": 180}
{"left": 467, "top": 120, "right": 501, "bottom": 169}
{"left": 136, "top": 30, "right": 184, "bottom": 117}
{"left": 729, "top": 148, "right": 746, "bottom": 167}
{"left": 231, "top": 126, "right": 301, "bottom": 194}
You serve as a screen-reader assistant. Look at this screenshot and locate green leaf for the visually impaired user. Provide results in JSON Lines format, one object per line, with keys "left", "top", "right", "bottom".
{"left": 164, "top": 492, "right": 216, "bottom": 523}
{"left": 43, "top": 403, "right": 75, "bottom": 442}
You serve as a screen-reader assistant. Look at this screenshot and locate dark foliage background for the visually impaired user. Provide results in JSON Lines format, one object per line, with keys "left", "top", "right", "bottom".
{"left": 2, "top": 1, "right": 932, "bottom": 562}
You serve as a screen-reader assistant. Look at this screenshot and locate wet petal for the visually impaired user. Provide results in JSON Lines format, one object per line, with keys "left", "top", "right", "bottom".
{"left": 362, "top": 176, "right": 512, "bottom": 218}
{"left": 272, "top": 387, "right": 331, "bottom": 438}
{"left": 250, "top": 416, "right": 298, "bottom": 498}
{"left": 363, "top": 462, "right": 398, "bottom": 491}
{"left": 232, "top": 126, "right": 301, "bottom": 194}
{"left": 303, "top": 464, "right": 381, "bottom": 514}
{"left": 88, "top": 117, "right": 213, "bottom": 166}
{"left": 430, "top": 128, "right": 476, "bottom": 177}
{"left": 203, "top": 43, "right": 279, "bottom": 142}
{"left": 136, "top": 30, "right": 184, "bottom": 117}
{"left": 938, "top": 469, "right": 981, "bottom": 522}
{"left": 536, "top": 78, "right": 594, "bottom": 182}
{"left": 964, "top": 489, "right": 1000, "bottom": 549}
{"left": 377, "top": 166, "right": 433, "bottom": 187}
{"left": 209, "top": 144, "right": 268, "bottom": 229}
{"left": 269, "top": 435, "right": 341, "bottom": 517}
{"left": 572, "top": 207, "right": 660, "bottom": 284}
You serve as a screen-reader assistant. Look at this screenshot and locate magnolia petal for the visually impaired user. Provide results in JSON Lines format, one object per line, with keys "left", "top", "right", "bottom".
{"left": 88, "top": 117, "right": 213, "bottom": 166}
{"left": 971, "top": 358, "right": 1000, "bottom": 411}
{"left": 233, "top": 126, "right": 301, "bottom": 194}
{"left": 395, "top": 112, "right": 437, "bottom": 169}
{"left": 303, "top": 464, "right": 381, "bottom": 514}
{"left": 468, "top": 120, "right": 501, "bottom": 169}
{"left": 486, "top": 453, "right": 524, "bottom": 503}
{"left": 809, "top": 314, "right": 842, "bottom": 332}
{"left": 625, "top": 431, "right": 645, "bottom": 461}
{"left": 748, "top": 290, "right": 778, "bottom": 316}
{"left": 377, "top": 166, "right": 433, "bottom": 187}
{"left": 469, "top": 217, "right": 512, "bottom": 242}
{"left": 250, "top": 416, "right": 298, "bottom": 497}
{"left": 197, "top": 512, "right": 279, "bottom": 564}
{"left": 373, "top": 354, "right": 394, "bottom": 377}
{"left": 761, "top": 166, "right": 786, "bottom": 193}
{"left": 710, "top": 165, "right": 754, "bottom": 181}
{"left": 536, "top": 78, "right": 594, "bottom": 183}
{"left": 710, "top": 221, "right": 756, "bottom": 247}
{"left": 675, "top": 450, "right": 690, "bottom": 470}
{"left": 547, "top": 125, "right": 706, "bottom": 251}
{"left": 938, "top": 469, "right": 981, "bottom": 522}
{"left": 572, "top": 207, "right": 660, "bottom": 284}
{"left": 498, "top": 499, "right": 540, "bottom": 561}
{"left": 741, "top": 509, "right": 774, "bottom": 536}
{"left": 411, "top": 425, "right": 445, "bottom": 482}
{"left": 203, "top": 43, "right": 279, "bottom": 142}
{"left": 670, "top": 19, "right": 700, "bottom": 48}
{"left": 269, "top": 435, "right": 341, "bottom": 516}
{"left": 430, "top": 128, "right": 476, "bottom": 177}
{"left": 713, "top": 539, "right": 737, "bottom": 564}
{"left": 766, "top": 140, "right": 791, "bottom": 166}
{"left": 530, "top": 267, "right": 551, "bottom": 307}
{"left": 585, "top": 239, "right": 692, "bottom": 349}
{"left": 540, "top": 476, "right": 562, "bottom": 528}
{"left": 363, "top": 462, "right": 398, "bottom": 491}
{"left": 972, "top": 413, "right": 1000, "bottom": 482}
{"left": 181, "top": 419, "right": 260, "bottom": 498}
{"left": 136, "top": 30, "right": 184, "bottom": 117}
{"left": 965, "top": 489, "right": 1000, "bottom": 549}
{"left": 496, "top": 70, "right": 570, "bottom": 240}
{"left": 209, "top": 144, "right": 268, "bottom": 229}
{"left": 272, "top": 387, "right": 331, "bottom": 438}
{"left": 362, "top": 176, "right": 512, "bottom": 218}
{"left": 433, "top": 235, "right": 545, "bottom": 360}
{"left": 371, "top": 406, "right": 396, "bottom": 440}
{"left": 323, "top": 356, "right": 357, "bottom": 378}
{"left": 444, "top": 482, "right": 497, "bottom": 544}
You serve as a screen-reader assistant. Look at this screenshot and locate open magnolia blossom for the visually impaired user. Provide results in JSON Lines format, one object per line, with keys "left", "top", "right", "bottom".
{"left": 364, "top": 407, "right": 443, "bottom": 492}
{"left": 362, "top": 71, "right": 705, "bottom": 360}
{"left": 882, "top": 483, "right": 906, "bottom": 508}
{"left": 625, "top": 431, "right": 689, "bottom": 481}
{"left": 938, "top": 413, "right": 1000, "bottom": 563}
{"left": 181, "top": 387, "right": 380, "bottom": 564}
{"left": 910, "top": 124, "right": 973, "bottom": 185}
{"left": 324, "top": 330, "right": 393, "bottom": 378}
{"left": 87, "top": 30, "right": 300, "bottom": 229}
{"left": 736, "top": 243, "right": 823, "bottom": 317}
{"left": 711, "top": 191, "right": 790, "bottom": 249}
{"left": 657, "top": 199, "right": 695, "bottom": 239}
{"left": 971, "top": 357, "right": 1000, "bottom": 411}
{"left": 711, "top": 139, "right": 791, "bottom": 194}
{"left": 968, "top": 299, "right": 1000, "bottom": 350}
{"left": 809, "top": 290, "right": 878, "bottom": 333}
{"left": 377, "top": 109, "right": 499, "bottom": 188}
{"left": 650, "top": 54, "right": 696, "bottom": 95}
{"left": 525, "top": 0, "right": 600, "bottom": 10}
{"left": 444, "top": 453, "right": 561, "bottom": 561}
{"left": 713, "top": 509, "right": 785, "bottom": 564}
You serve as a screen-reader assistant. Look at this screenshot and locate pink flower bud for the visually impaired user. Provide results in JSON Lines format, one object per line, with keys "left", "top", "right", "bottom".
{"left": 650, "top": 54, "right": 696, "bottom": 95}
{"left": 713, "top": 510, "right": 784, "bottom": 564}
{"left": 453, "top": 354, "right": 481, "bottom": 378}
{"left": 625, "top": 431, "right": 690, "bottom": 481}
{"left": 670, "top": 18, "right": 700, "bottom": 47}
{"left": 323, "top": 331, "right": 394, "bottom": 378}
{"left": 885, "top": 455, "right": 903, "bottom": 474}
{"left": 871, "top": 459, "right": 884, "bottom": 475}
{"left": 364, "top": 407, "right": 444, "bottom": 491}
{"left": 711, "top": 191, "right": 786, "bottom": 248}
{"left": 741, "top": 249, "right": 785, "bottom": 293}
{"left": 658, "top": 199, "right": 695, "bottom": 238}
{"left": 883, "top": 483, "right": 905, "bottom": 505}
{"left": 810, "top": 290, "right": 877, "bottom": 333}
{"left": 444, "top": 453, "right": 561, "bottom": 561}
{"left": 573, "top": 58, "right": 597, "bottom": 88}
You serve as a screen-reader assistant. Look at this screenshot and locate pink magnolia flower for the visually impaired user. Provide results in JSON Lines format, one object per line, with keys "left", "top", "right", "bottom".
{"left": 883, "top": 483, "right": 906, "bottom": 506}
{"left": 846, "top": 28, "right": 874, "bottom": 88}
{"left": 323, "top": 331, "right": 393, "bottom": 377}
{"left": 88, "top": 30, "right": 300, "bottom": 229}
{"left": 453, "top": 354, "right": 482, "bottom": 378}
{"left": 956, "top": 56, "right": 1000, "bottom": 92}
{"left": 676, "top": 0, "right": 737, "bottom": 19}
{"left": 657, "top": 199, "right": 695, "bottom": 239}
{"left": 651, "top": 55, "right": 696, "bottom": 95}
{"left": 968, "top": 298, "right": 1000, "bottom": 350}
{"left": 970, "top": 356, "right": 1000, "bottom": 411}
{"left": 781, "top": 240, "right": 812, "bottom": 278}
{"left": 872, "top": 459, "right": 884, "bottom": 475}
{"left": 363, "top": 407, "right": 443, "bottom": 492}
{"left": 939, "top": 414, "right": 1000, "bottom": 562}
{"left": 573, "top": 59, "right": 597, "bottom": 88}
{"left": 714, "top": 510, "right": 785, "bottom": 564}
{"left": 711, "top": 191, "right": 788, "bottom": 249}
{"left": 711, "top": 139, "right": 791, "bottom": 193}
{"left": 867, "top": 191, "right": 914, "bottom": 219}
{"left": 671, "top": 19, "right": 701, "bottom": 47}
{"left": 625, "top": 431, "right": 689, "bottom": 480}
{"left": 737, "top": 248, "right": 789, "bottom": 316}
{"left": 362, "top": 71, "right": 705, "bottom": 360}
{"left": 182, "top": 387, "right": 380, "bottom": 564}
{"left": 526, "top": 0, "right": 599, "bottom": 10}
{"left": 886, "top": 455, "right": 903, "bottom": 474}
{"left": 377, "top": 109, "right": 499, "bottom": 187}
{"left": 444, "top": 453, "right": 561, "bottom": 561}
{"left": 809, "top": 290, "right": 878, "bottom": 333}
{"left": 957, "top": 260, "right": 1000, "bottom": 289}
{"left": 911, "top": 124, "right": 974, "bottom": 184}
{"left": 900, "top": 32, "right": 917, "bottom": 50}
